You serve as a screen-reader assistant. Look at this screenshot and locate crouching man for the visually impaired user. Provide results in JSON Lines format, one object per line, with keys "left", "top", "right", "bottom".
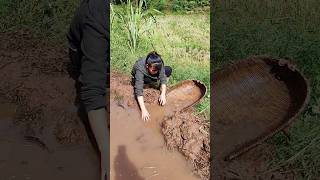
{"left": 131, "top": 51, "right": 172, "bottom": 121}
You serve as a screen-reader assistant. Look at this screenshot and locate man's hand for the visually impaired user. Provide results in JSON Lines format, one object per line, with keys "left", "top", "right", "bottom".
{"left": 137, "top": 96, "right": 150, "bottom": 122}
{"left": 141, "top": 109, "right": 150, "bottom": 122}
{"left": 158, "top": 94, "right": 166, "bottom": 106}
{"left": 159, "top": 84, "right": 167, "bottom": 106}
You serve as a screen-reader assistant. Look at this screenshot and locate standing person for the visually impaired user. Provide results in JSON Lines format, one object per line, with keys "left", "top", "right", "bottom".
{"left": 67, "top": 0, "right": 109, "bottom": 180}
{"left": 131, "top": 51, "right": 172, "bottom": 121}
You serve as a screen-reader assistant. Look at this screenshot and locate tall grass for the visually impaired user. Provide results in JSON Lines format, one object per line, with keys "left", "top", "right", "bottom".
{"left": 213, "top": 0, "right": 320, "bottom": 178}
{"left": 112, "top": 0, "right": 210, "bottom": 12}
{"left": 111, "top": 5, "right": 210, "bottom": 118}
{"left": 112, "top": 0, "right": 158, "bottom": 52}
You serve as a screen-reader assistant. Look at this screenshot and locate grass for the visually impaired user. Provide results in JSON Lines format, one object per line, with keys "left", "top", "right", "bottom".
{"left": 213, "top": 0, "right": 320, "bottom": 178}
{"left": 0, "top": 0, "right": 78, "bottom": 45}
{"left": 111, "top": 4, "right": 210, "bottom": 118}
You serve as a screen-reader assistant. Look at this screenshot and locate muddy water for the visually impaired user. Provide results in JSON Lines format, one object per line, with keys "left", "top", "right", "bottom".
{"left": 0, "top": 98, "right": 99, "bottom": 180}
{"left": 110, "top": 102, "right": 201, "bottom": 180}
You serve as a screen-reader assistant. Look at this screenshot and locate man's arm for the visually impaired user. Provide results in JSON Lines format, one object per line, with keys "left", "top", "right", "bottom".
{"left": 134, "top": 69, "right": 150, "bottom": 121}
{"left": 137, "top": 96, "right": 150, "bottom": 121}
{"left": 159, "top": 65, "right": 167, "bottom": 106}
{"left": 159, "top": 84, "right": 167, "bottom": 106}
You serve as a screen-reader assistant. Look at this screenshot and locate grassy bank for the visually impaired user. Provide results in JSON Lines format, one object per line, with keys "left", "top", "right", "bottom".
{"left": 213, "top": 0, "right": 320, "bottom": 178}
{"left": 111, "top": 4, "right": 210, "bottom": 118}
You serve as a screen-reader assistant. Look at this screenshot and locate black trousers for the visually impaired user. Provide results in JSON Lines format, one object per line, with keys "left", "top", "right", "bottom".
{"left": 67, "top": 0, "right": 109, "bottom": 112}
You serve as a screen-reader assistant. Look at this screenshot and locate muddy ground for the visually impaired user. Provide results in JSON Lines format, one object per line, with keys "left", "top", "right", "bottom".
{"left": 111, "top": 73, "right": 294, "bottom": 180}
{"left": 0, "top": 30, "right": 295, "bottom": 180}
{"left": 0, "top": 30, "right": 101, "bottom": 180}
{"left": 0, "top": 29, "right": 210, "bottom": 179}
{"left": 110, "top": 72, "right": 210, "bottom": 179}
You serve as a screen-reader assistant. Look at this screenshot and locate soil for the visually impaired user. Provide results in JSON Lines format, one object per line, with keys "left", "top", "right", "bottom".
{"left": 0, "top": 30, "right": 295, "bottom": 180}
{"left": 110, "top": 72, "right": 210, "bottom": 179}
{"left": 0, "top": 30, "right": 99, "bottom": 180}
{"left": 110, "top": 101, "right": 201, "bottom": 180}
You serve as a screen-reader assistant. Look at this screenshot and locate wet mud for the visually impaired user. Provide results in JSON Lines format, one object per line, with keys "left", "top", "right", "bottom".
{"left": 110, "top": 102, "right": 201, "bottom": 180}
{"left": 0, "top": 30, "right": 210, "bottom": 179}
{"left": 0, "top": 96, "right": 100, "bottom": 180}
{"left": 111, "top": 73, "right": 210, "bottom": 179}
{"left": 0, "top": 30, "right": 100, "bottom": 180}
{"left": 0, "top": 30, "right": 298, "bottom": 180}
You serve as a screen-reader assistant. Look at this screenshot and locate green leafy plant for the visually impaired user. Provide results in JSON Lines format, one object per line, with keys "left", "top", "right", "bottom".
{"left": 114, "top": 0, "right": 158, "bottom": 52}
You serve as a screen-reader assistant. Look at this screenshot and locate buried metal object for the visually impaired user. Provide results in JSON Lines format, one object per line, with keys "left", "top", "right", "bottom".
{"left": 212, "top": 56, "right": 310, "bottom": 161}
{"left": 164, "top": 80, "right": 207, "bottom": 115}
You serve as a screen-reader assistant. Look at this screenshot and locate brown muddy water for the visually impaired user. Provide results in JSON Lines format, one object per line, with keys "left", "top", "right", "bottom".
{"left": 0, "top": 97, "right": 100, "bottom": 180}
{"left": 0, "top": 79, "right": 205, "bottom": 180}
{"left": 110, "top": 102, "right": 200, "bottom": 180}
{"left": 110, "top": 80, "right": 206, "bottom": 180}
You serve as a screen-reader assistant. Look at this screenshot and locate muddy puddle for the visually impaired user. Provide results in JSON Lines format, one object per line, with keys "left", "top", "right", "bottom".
{"left": 110, "top": 102, "right": 201, "bottom": 180}
{"left": 110, "top": 79, "right": 206, "bottom": 180}
{"left": 0, "top": 97, "right": 100, "bottom": 180}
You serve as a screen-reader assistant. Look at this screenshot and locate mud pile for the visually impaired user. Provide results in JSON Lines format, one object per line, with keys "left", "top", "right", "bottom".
{"left": 162, "top": 110, "right": 210, "bottom": 179}
{"left": 110, "top": 72, "right": 210, "bottom": 179}
{"left": 110, "top": 72, "right": 160, "bottom": 105}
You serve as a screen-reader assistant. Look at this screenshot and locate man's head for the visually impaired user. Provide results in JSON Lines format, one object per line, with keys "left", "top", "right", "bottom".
{"left": 145, "top": 51, "right": 163, "bottom": 75}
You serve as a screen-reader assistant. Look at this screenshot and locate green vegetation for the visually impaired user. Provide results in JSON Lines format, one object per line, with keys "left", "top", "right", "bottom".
{"left": 213, "top": 0, "right": 320, "bottom": 178}
{"left": 111, "top": 1, "right": 210, "bottom": 118}
{"left": 0, "top": 0, "right": 78, "bottom": 43}
{"left": 0, "top": 0, "right": 210, "bottom": 117}
{"left": 152, "top": 0, "right": 209, "bottom": 12}
{"left": 112, "top": 0, "right": 209, "bottom": 12}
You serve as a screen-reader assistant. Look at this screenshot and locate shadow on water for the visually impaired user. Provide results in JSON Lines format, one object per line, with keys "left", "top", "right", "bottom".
{"left": 114, "top": 145, "right": 144, "bottom": 180}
